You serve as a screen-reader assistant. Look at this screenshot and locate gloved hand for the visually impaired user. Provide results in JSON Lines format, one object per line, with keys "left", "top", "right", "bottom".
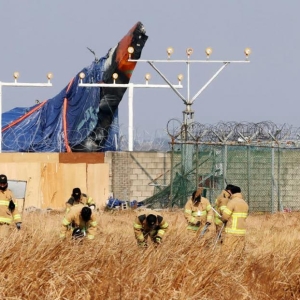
{"left": 205, "top": 222, "right": 211, "bottom": 226}
{"left": 155, "top": 236, "right": 162, "bottom": 244}
{"left": 72, "top": 228, "right": 85, "bottom": 239}
{"left": 89, "top": 204, "right": 96, "bottom": 210}
{"left": 9, "top": 200, "right": 16, "bottom": 212}
{"left": 138, "top": 241, "right": 148, "bottom": 248}
{"left": 195, "top": 221, "right": 201, "bottom": 226}
{"left": 16, "top": 222, "right": 21, "bottom": 230}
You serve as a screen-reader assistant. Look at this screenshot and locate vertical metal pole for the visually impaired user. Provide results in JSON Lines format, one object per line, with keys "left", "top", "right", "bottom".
{"left": 277, "top": 146, "right": 282, "bottom": 212}
{"left": 128, "top": 83, "right": 134, "bottom": 151}
{"left": 195, "top": 143, "right": 199, "bottom": 188}
{"left": 187, "top": 60, "right": 190, "bottom": 110}
{"left": 271, "top": 147, "right": 275, "bottom": 213}
{"left": 223, "top": 144, "right": 228, "bottom": 187}
{"left": 247, "top": 145, "right": 251, "bottom": 208}
{"left": 169, "top": 142, "right": 174, "bottom": 209}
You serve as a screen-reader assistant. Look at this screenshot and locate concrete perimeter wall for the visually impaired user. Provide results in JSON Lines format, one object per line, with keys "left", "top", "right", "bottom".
{"left": 105, "top": 151, "right": 171, "bottom": 202}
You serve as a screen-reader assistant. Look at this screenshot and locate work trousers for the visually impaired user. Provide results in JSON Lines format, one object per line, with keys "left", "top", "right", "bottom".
{"left": 187, "top": 223, "right": 215, "bottom": 247}
{"left": 0, "top": 223, "right": 10, "bottom": 238}
{"left": 222, "top": 234, "right": 245, "bottom": 256}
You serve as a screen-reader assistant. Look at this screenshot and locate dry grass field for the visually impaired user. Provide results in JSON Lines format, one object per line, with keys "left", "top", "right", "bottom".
{"left": 0, "top": 209, "right": 300, "bottom": 300}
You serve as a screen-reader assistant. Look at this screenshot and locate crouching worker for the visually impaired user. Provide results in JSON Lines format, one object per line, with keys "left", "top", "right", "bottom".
{"left": 184, "top": 188, "right": 214, "bottom": 240}
{"left": 60, "top": 205, "right": 97, "bottom": 240}
{"left": 65, "top": 188, "right": 96, "bottom": 213}
{"left": 133, "top": 211, "right": 169, "bottom": 247}
{"left": 214, "top": 185, "right": 234, "bottom": 243}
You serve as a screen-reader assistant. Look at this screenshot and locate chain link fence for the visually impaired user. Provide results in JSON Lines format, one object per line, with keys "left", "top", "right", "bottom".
{"left": 144, "top": 121, "right": 300, "bottom": 212}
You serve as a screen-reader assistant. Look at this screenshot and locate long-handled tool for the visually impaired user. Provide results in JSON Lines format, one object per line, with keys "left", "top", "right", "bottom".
{"left": 211, "top": 206, "right": 222, "bottom": 218}
{"left": 212, "top": 223, "right": 225, "bottom": 250}
{"left": 199, "top": 223, "right": 210, "bottom": 238}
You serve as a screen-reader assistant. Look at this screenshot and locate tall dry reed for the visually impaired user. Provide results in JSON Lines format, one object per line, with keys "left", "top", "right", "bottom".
{"left": 0, "top": 209, "right": 299, "bottom": 300}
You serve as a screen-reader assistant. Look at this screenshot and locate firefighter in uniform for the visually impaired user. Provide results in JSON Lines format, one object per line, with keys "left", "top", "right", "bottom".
{"left": 60, "top": 204, "right": 97, "bottom": 240}
{"left": 133, "top": 210, "right": 169, "bottom": 247}
{"left": 214, "top": 185, "right": 234, "bottom": 243}
{"left": 0, "top": 174, "right": 22, "bottom": 237}
{"left": 65, "top": 188, "right": 96, "bottom": 213}
{"left": 221, "top": 185, "right": 249, "bottom": 255}
{"left": 184, "top": 188, "right": 214, "bottom": 240}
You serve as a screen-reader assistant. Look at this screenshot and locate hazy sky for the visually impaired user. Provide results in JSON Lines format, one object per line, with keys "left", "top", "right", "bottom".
{"left": 0, "top": 1, "right": 299, "bottom": 136}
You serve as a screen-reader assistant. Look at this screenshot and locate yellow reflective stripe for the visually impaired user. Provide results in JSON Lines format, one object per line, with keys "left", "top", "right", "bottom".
{"left": 13, "top": 214, "right": 21, "bottom": 220}
{"left": 87, "top": 197, "right": 93, "bottom": 204}
{"left": 187, "top": 225, "right": 199, "bottom": 231}
{"left": 137, "top": 233, "right": 144, "bottom": 241}
{"left": 157, "top": 229, "right": 165, "bottom": 236}
{"left": 160, "top": 222, "right": 168, "bottom": 229}
{"left": 225, "top": 228, "right": 246, "bottom": 235}
{"left": 0, "top": 200, "right": 9, "bottom": 206}
{"left": 190, "top": 217, "right": 196, "bottom": 223}
{"left": 232, "top": 215, "right": 238, "bottom": 229}
{"left": 215, "top": 218, "right": 223, "bottom": 225}
{"left": 207, "top": 204, "right": 212, "bottom": 210}
{"left": 0, "top": 217, "right": 12, "bottom": 224}
{"left": 232, "top": 213, "right": 248, "bottom": 217}
{"left": 185, "top": 209, "right": 192, "bottom": 214}
{"left": 207, "top": 215, "right": 213, "bottom": 222}
{"left": 220, "top": 205, "right": 226, "bottom": 211}
{"left": 223, "top": 207, "right": 232, "bottom": 215}
{"left": 87, "top": 234, "right": 94, "bottom": 240}
{"left": 90, "top": 221, "right": 97, "bottom": 227}
{"left": 192, "top": 211, "right": 207, "bottom": 216}
{"left": 133, "top": 222, "right": 142, "bottom": 229}
{"left": 62, "top": 218, "right": 70, "bottom": 226}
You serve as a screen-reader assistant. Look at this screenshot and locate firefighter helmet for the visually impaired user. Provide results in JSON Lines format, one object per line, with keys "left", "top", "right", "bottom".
{"left": 225, "top": 184, "right": 235, "bottom": 191}
{"left": 229, "top": 185, "right": 241, "bottom": 194}
{"left": 146, "top": 214, "right": 157, "bottom": 228}
{"left": 192, "top": 188, "right": 203, "bottom": 204}
{"left": 81, "top": 206, "right": 92, "bottom": 222}
{"left": 72, "top": 188, "right": 81, "bottom": 200}
{"left": 0, "top": 174, "right": 8, "bottom": 191}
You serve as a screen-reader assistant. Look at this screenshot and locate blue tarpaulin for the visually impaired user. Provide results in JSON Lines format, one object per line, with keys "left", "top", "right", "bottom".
{"left": 2, "top": 59, "right": 118, "bottom": 152}
{"left": 106, "top": 197, "right": 144, "bottom": 209}
{"left": 1, "top": 21, "right": 148, "bottom": 153}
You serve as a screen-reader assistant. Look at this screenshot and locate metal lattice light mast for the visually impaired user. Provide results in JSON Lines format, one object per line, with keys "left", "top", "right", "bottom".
{"left": 0, "top": 72, "right": 53, "bottom": 153}
{"left": 78, "top": 48, "right": 183, "bottom": 151}
{"left": 129, "top": 46, "right": 251, "bottom": 204}
{"left": 129, "top": 46, "right": 252, "bottom": 132}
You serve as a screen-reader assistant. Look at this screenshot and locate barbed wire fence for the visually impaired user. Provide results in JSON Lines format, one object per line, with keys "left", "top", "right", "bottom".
{"left": 2, "top": 121, "right": 170, "bottom": 152}
{"left": 145, "top": 120, "right": 300, "bottom": 213}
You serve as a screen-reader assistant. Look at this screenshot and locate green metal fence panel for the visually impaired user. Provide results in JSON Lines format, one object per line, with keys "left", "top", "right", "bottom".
{"left": 143, "top": 121, "right": 300, "bottom": 212}
{"left": 144, "top": 143, "right": 300, "bottom": 213}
